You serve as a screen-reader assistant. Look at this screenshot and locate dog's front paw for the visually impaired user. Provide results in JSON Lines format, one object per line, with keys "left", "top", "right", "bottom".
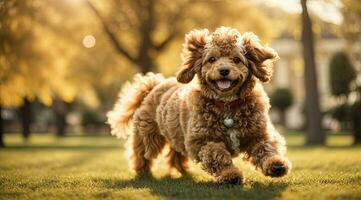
{"left": 262, "top": 155, "right": 291, "bottom": 177}
{"left": 216, "top": 167, "right": 244, "bottom": 185}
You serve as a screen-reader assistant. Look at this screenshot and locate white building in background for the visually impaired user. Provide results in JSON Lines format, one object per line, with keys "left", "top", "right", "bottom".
{"left": 268, "top": 34, "right": 345, "bottom": 129}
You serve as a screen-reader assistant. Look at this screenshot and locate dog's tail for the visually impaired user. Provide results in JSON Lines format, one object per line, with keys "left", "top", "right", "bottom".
{"left": 106, "top": 72, "right": 165, "bottom": 138}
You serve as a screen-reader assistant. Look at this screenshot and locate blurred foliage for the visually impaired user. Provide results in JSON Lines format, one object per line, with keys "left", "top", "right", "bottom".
{"left": 81, "top": 109, "right": 104, "bottom": 127}
{"left": 329, "top": 52, "right": 356, "bottom": 96}
{"left": 341, "top": 0, "right": 361, "bottom": 46}
{"left": 338, "top": 0, "right": 361, "bottom": 144}
{"left": 328, "top": 101, "right": 361, "bottom": 137}
{"left": 0, "top": 0, "right": 51, "bottom": 106}
{"left": 2, "top": 0, "right": 359, "bottom": 141}
{"left": 271, "top": 88, "right": 293, "bottom": 126}
{"left": 87, "top": 0, "right": 284, "bottom": 74}
{"left": 350, "top": 101, "right": 361, "bottom": 140}
{"left": 328, "top": 51, "right": 356, "bottom": 125}
{"left": 341, "top": 0, "right": 361, "bottom": 79}
{"left": 0, "top": 0, "right": 135, "bottom": 109}
{"left": 0, "top": 0, "right": 284, "bottom": 110}
{"left": 328, "top": 48, "right": 361, "bottom": 142}
{"left": 271, "top": 88, "right": 293, "bottom": 111}
{"left": 329, "top": 103, "right": 351, "bottom": 123}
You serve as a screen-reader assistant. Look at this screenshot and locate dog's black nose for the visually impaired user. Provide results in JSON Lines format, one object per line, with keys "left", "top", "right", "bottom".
{"left": 271, "top": 164, "right": 286, "bottom": 176}
{"left": 219, "top": 69, "right": 230, "bottom": 77}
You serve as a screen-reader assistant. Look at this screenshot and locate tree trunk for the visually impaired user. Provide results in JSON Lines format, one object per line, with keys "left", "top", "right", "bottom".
{"left": 301, "top": 0, "right": 324, "bottom": 145}
{"left": 280, "top": 110, "right": 286, "bottom": 128}
{"left": 0, "top": 104, "right": 4, "bottom": 147}
{"left": 137, "top": 57, "right": 154, "bottom": 74}
{"left": 87, "top": 0, "right": 175, "bottom": 74}
{"left": 352, "top": 101, "right": 361, "bottom": 144}
{"left": 53, "top": 99, "right": 68, "bottom": 137}
{"left": 136, "top": 0, "right": 155, "bottom": 74}
{"left": 20, "top": 98, "right": 32, "bottom": 140}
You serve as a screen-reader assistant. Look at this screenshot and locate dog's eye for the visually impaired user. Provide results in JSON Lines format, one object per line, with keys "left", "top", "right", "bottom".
{"left": 233, "top": 57, "right": 241, "bottom": 64}
{"left": 208, "top": 57, "right": 216, "bottom": 63}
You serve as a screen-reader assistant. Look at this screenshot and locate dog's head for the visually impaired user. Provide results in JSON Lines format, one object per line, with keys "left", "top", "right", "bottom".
{"left": 177, "top": 27, "right": 279, "bottom": 100}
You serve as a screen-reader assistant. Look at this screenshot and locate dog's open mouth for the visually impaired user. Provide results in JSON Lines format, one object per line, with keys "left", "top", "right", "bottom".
{"left": 213, "top": 79, "right": 239, "bottom": 91}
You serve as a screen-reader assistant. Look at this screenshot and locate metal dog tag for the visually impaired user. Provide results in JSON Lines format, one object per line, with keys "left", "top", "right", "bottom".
{"left": 224, "top": 117, "right": 234, "bottom": 128}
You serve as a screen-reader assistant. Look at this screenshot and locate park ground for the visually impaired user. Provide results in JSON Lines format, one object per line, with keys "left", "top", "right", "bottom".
{"left": 1, "top": 133, "right": 361, "bottom": 200}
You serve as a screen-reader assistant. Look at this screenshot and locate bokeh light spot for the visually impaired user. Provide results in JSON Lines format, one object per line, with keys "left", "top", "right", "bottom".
{"left": 82, "top": 35, "right": 96, "bottom": 48}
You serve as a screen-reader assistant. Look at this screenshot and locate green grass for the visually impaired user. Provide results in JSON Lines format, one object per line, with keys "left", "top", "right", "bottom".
{"left": 1, "top": 133, "right": 361, "bottom": 200}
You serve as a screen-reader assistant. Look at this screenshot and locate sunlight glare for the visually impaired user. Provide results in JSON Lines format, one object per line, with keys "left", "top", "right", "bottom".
{"left": 82, "top": 35, "right": 96, "bottom": 48}
{"left": 253, "top": 0, "right": 342, "bottom": 24}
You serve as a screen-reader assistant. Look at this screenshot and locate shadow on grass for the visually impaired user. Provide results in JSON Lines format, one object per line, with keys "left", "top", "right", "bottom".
{"left": 96, "top": 174, "right": 288, "bottom": 200}
{"left": 0, "top": 145, "right": 120, "bottom": 152}
{"left": 287, "top": 144, "right": 361, "bottom": 150}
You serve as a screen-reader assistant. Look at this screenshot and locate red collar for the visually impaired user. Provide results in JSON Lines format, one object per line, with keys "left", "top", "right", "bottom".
{"left": 213, "top": 98, "right": 243, "bottom": 110}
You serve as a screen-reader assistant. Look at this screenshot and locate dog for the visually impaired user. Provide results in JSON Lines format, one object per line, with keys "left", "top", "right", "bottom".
{"left": 107, "top": 27, "right": 291, "bottom": 184}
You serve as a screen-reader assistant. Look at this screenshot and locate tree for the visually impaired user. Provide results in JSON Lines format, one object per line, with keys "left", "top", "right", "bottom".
{"left": 53, "top": 99, "right": 68, "bottom": 137}
{"left": 0, "top": 0, "right": 89, "bottom": 139}
{"left": 329, "top": 52, "right": 361, "bottom": 143}
{"left": 1, "top": 0, "right": 285, "bottom": 143}
{"left": 271, "top": 88, "right": 293, "bottom": 127}
{"left": 0, "top": 0, "right": 45, "bottom": 140}
{"left": 328, "top": 52, "right": 354, "bottom": 130}
{"left": 0, "top": 0, "right": 118, "bottom": 140}
{"left": 0, "top": 105, "right": 4, "bottom": 147}
{"left": 341, "top": 0, "right": 361, "bottom": 72}
{"left": 19, "top": 99, "right": 32, "bottom": 140}
{"left": 351, "top": 101, "right": 361, "bottom": 144}
{"left": 330, "top": 52, "right": 356, "bottom": 96}
{"left": 86, "top": 0, "right": 278, "bottom": 73}
{"left": 301, "top": 0, "right": 324, "bottom": 145}
{"left": 86, "top": 0, "right": 186, "bottom": 73}
{"left": 341, "top": 0, "right": 361, "bottom": 144}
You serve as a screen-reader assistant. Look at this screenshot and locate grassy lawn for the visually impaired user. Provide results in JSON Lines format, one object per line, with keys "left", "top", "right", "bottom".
{"left": 1, "top": 133, "right": 361, "bottom": 200}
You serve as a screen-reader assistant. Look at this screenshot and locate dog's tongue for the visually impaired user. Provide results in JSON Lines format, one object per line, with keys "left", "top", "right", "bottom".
{"left": 217, "top": 80, "right": 231, "bottom": 90}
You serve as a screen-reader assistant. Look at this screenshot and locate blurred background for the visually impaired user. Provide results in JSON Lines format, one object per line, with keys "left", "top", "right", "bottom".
{"left": 1, "top": 0, "right": 360, "bottom": 146}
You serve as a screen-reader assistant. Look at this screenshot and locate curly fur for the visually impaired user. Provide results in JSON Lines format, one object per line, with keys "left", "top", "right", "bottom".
{"left": 107, "top": 73, "right": 165, "bottom": 138}
{"left": 107, "top": 27, "right": 291, "bottom": 184}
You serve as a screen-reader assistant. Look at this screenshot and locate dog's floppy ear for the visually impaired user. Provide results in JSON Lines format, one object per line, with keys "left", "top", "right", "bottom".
{"left": 177, "top": 29, "right": 209, "bottom": 83}
{"left": 243, "top": 32, "right": 279, "bottom": 82}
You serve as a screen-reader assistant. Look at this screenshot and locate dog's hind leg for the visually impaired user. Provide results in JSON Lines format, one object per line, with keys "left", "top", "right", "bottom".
{"left": 130, "top": 109, "right": 166, "bottom": 175}
{"left": 129, "top": 129, "right": 151, "bottom": 175}
{"left": 167, "top": 148, "right": 189, "bottom": 174}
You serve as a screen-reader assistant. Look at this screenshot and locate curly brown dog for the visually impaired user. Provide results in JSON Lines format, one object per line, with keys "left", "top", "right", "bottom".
{"left": 107, "top": 27, "right": 291, "bottom": 185}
